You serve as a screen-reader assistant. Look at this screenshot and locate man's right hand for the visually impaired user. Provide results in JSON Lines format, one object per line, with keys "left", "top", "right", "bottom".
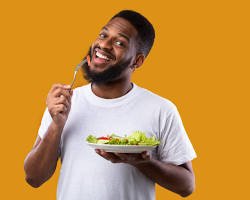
{"left": 24, "top": 83, "right": 72, "bottom": 187}
{"left": 46, "top": 84, "right": 73, "bottom": 128}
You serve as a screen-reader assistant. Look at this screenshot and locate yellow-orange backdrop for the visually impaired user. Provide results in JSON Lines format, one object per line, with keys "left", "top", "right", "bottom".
{"left": 0, "top": 0, "right": 249, "bottom": 199}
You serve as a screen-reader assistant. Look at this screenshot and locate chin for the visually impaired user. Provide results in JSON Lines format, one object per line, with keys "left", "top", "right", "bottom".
{"left": 89, "top": 63, "right": 111, "bottom": 74}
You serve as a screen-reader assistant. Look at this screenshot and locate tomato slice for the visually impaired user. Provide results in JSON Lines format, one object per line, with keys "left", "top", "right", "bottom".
{"left": 97, "top": 136, "right": 110, "bottom": 140}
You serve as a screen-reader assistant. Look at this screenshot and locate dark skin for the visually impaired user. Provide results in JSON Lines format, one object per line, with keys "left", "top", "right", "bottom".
{"left": 87, "top": 17, "right": 143, "bottom": 98}
{"left": 24, "top": 17, "right": 195, "bottom": 197}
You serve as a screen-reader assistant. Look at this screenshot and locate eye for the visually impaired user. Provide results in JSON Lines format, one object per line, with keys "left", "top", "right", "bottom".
{"left": 115, "top": 41, "right": 124, "bottom": 47}
{"left": 99, "top": 33, "right": 106, "bottom": 39}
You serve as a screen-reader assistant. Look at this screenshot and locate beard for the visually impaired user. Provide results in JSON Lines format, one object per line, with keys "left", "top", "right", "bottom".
{"left": 82, "top": 47, "right": 132, "bottom": 84}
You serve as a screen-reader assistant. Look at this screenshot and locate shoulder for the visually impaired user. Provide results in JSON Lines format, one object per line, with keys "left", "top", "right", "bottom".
{"left": 136, "top": 84, "right": 177, "bottom": 112}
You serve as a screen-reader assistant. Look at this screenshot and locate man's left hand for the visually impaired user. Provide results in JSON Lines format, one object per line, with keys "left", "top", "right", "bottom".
{"left": 95, "top": 149, "right": 150, "bottom": 165}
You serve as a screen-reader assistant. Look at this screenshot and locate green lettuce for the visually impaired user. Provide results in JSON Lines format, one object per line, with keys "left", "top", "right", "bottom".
{"left": 86, "top": 131, "right": 160, "bottom": 146}
{"left": 86, "top": 135, "right": 98, "bottom": 143}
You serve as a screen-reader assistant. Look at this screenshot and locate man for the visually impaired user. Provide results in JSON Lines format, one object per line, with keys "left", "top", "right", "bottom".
{"left": 24, "top": 10, "right": 197, "bottom": 200}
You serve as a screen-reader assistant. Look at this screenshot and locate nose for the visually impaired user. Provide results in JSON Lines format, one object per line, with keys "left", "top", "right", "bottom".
{"left": 99, "top": 38, "right": 113, "bottom": 51}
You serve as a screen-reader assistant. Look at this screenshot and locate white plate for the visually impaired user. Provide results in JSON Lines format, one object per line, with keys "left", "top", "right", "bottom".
{"left": 86, "top": 142, "right": 157, "bottom": 153}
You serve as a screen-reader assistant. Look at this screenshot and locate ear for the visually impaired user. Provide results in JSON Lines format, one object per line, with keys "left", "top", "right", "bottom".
{"left": 132, "top": 53, "right": 145, "bottom": 70}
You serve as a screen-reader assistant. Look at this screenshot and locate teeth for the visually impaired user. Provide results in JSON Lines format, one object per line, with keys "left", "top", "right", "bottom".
{"left": 96, "top": 51, "right": 110, "bottom": 61}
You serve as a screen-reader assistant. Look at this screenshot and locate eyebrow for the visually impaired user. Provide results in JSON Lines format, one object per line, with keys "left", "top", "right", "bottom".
{"left": 102, "top": 26, "right": 130, "bottom": 42}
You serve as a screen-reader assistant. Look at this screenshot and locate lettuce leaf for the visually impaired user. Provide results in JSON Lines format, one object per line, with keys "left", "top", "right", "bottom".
{"left": 86, "top": 131, "right": 160, "bottom": 146}
{"left": 86, "top": 135, "right": 98, "bottom": 143}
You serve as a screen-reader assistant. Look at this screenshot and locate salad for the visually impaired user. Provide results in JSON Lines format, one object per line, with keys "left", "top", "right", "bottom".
{"left": 86, "top": 131, "right": 160, "bottom": 146}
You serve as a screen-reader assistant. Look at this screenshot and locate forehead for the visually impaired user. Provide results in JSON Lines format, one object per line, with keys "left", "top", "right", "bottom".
{"left": 103, "top": 17, "right": 138, "bottom": 39}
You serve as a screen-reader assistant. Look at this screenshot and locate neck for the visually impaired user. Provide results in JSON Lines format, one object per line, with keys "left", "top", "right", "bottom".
{"left": 91, "top": 78, "right": 133, "bottom": 99}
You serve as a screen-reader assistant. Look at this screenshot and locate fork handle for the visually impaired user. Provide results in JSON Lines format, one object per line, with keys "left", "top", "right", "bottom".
{"left": 70, "top": 59, "right": 87, "bottom": 89}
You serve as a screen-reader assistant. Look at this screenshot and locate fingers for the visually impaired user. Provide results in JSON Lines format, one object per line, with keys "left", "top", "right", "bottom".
{"left": 50, "top": 84, "right": 71, "bottom": 93}
{"left": 115, "top": 153, "right": 143, "bottom": 162}
{"left": 50, "top": 104, "right": 68, "bottom": 116}
{"left": 95, "top": 150, "right": 151, "bottom": 165}
{"left": 48, "top": 84, "right": 72, "bottom": 101}
{"left": 46, "top": 83, "right": 74, "bottom": 122}
{"left": 55, "top": 95, "right": 70, "bottom": 108}
{"left": 49, "top": 84, "right": 72, "bottom": 101}
{"left": 53, "top": 88, "right": 72, "bottom": 99}
{"left": 95, "top": 149, "right": 121, "bottom": 163}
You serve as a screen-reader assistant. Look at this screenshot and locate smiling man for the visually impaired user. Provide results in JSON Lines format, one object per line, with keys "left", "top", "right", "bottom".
{"left": 24, "top": 10, "right": 197, "bottom": 200}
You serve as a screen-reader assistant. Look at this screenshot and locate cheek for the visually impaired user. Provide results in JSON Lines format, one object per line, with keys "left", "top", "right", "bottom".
{"left": 130, "top": 45, "right": 137, "bottom": 55}
{"left": 115, "top": 48, "right": 131, "bottom": 60}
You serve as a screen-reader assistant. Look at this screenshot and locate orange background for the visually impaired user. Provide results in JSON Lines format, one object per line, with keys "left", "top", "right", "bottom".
{"left": 0, "top": 0, "right": 249, "bottom": 199}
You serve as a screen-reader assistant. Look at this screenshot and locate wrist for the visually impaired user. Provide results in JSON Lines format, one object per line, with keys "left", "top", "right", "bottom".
{"left": 50, "top": 121, "right": 64, "bottom": 134}
{"left": 133, "top": 158, "right": 158, "bottom": 169}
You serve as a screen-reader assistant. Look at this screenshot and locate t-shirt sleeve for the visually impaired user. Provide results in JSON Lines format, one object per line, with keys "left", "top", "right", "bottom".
{"left": 157, "top": 104, "right": 197, "bottom": 165}
{"left": 38, "top": 108, "right": 52, "bottom": 139}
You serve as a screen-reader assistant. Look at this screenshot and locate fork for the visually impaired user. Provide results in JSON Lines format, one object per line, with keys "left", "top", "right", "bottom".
{"left": 70, "top": 59, "right": 87, "bottom": 89}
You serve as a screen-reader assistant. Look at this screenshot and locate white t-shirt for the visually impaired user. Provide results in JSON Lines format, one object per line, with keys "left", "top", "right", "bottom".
{"left": 38, "top": 83, "right": 196, "bottom": 200}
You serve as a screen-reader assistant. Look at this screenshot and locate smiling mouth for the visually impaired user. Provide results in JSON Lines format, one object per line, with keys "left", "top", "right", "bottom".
{"left": 94, "top": 48, "right": 114, "bottom": 62}
{"left": 96, "top": 51, "right": 110, "bottom": 61}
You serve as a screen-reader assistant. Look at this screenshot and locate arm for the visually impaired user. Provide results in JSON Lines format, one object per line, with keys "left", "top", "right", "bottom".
{"left": 134, "top": 160, "right": 195, "bottom": 197}
{"left": 95, "top": 150, "right": 195, "bottom": 197}
{"left": 24, "top": 123, "right": 63, "bottom": 187}
{"left": 24, "top": 84, "right": 72, "bottom": 188}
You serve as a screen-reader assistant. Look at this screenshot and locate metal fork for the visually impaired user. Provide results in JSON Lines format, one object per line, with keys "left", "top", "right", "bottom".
{"left": 70, "top": 59, "right": 87, "bottom": 89}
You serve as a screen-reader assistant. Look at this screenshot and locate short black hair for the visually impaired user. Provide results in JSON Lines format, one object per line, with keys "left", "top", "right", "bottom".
{"left": 111, "top": 10, "right": 155, "bottom": 57}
